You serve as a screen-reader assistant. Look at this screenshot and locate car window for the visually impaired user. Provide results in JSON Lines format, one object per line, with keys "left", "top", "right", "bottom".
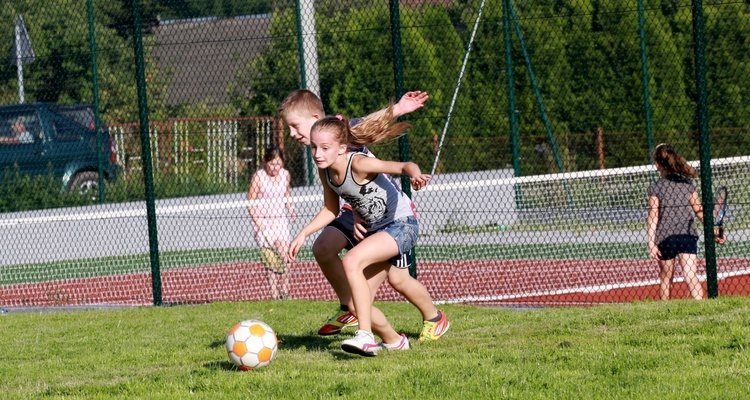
{"left": 0, "top": 110, "right": 41, "bottom": 145}
{"left": 49, "top": 116, "right": 84, "bottom": 142}
{"left": 47, "top": 105, "right": 96, "bottom": 132}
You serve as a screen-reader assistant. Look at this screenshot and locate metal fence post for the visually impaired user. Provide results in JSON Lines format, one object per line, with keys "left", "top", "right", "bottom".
{"left": 87, "top": 0, "right": 106, "bottom": 203}
{"left": 132, "top": 0, "right": 162, "bottom": 306}
{"left": 692, "top": 0, "right": 718, "bottom": 298}
{"left": 389, "top": 0, "right": 417, "bottom": 278}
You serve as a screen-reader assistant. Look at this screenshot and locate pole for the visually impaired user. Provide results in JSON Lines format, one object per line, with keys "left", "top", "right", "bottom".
{"left": 88, "top": 0, "right": 106, "bottom": 203}
{"left": 132, "top": 0, "right": 162, "bottom": 306}
{"left": 295, "top": 0, "right": 319, "bottom": 186}
{"left": 389, "top": 0, "right": 417, "bottom": 278}
{"left": 691, "top": 0, "right": 717, "bottom": 298}
{"left": 15, "top": 16, "right": 25, "bottom": 104}
{"left": 638, "top": 0, "right": 654, "bottom": 161}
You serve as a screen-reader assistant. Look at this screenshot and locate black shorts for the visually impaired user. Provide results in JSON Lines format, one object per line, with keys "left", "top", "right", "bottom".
{"left": 657, "top": 235, "right": 698, "bottom": 261}
{"left": 327, "top": 208, "right": 412, "bottom": 269}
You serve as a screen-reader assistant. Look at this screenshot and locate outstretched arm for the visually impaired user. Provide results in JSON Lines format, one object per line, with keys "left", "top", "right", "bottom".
{"left": 352, "top": 157, "right": 432, "bottom": 192}
{"left": 363, "top": 91, "right": 429, "bottom": 121}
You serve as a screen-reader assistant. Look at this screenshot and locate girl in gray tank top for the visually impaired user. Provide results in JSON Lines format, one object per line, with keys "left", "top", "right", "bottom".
{"left": 288, "top": 109, "right": 443, "bottom": 357}
{"left": 646, "top": 143, "right": 724, "bottom": 301}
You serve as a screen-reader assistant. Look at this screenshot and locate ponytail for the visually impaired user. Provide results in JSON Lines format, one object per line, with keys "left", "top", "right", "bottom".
{"left": 349, "top": 104, "right": 411, "bottom": 147}
{"left": 309, "top": 104, "right": 412, "bottom": 147}
{"left": 653, "top": 143, "right": 697, "bottom": 178}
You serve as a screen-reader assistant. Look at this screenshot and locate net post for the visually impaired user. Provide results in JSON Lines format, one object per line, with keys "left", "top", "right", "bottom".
{"left": 692, "top": 0, "right": 717, "bottom": 298}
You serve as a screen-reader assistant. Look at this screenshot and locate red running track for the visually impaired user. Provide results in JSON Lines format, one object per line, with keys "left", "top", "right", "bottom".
{"left": 2, "top": 258, "right": 749, "bottom": 308}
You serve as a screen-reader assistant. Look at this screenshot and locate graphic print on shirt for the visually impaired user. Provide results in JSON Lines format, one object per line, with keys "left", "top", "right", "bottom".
{"left": 341, "top": 183, "right": 388, "bottom": 224}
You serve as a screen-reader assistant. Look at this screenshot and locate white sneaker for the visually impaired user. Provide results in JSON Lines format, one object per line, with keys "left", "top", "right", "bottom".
{"left": 341, "top": 330, "right": 379, "bottom": 357}
{"left": 379, "top": 333, "right": 410, "bottom": 351}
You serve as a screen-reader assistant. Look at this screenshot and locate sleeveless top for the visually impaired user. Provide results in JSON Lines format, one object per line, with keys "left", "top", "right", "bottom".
{"left": 253, "top": 168, "right": 290, "bottom": 219}
{"left": 325, "top": 153, "right": 416, "bottom": 232}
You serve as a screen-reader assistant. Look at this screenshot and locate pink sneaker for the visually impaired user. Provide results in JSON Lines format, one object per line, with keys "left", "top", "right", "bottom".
{"left": 341, "top": 330, "right": 379, "bottom": 357}
{"left": 379, "top": 333, "right": 410, "bottom": 351}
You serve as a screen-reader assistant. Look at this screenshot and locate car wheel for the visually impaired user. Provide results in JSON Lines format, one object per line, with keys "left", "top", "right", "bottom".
{"left": 70, "top": 171, "right": 100, "bottom": 199}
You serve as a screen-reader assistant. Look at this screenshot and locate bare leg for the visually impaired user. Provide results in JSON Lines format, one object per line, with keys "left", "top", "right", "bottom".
{"left": 680, "top": 253, "right": 704, "bottom": 300}
{"left": 273, "top": 239, "right": 292, "bottom": 299}
{"left": 658, "top": 258, "right": 675, "bottom": 300}
{"left": 342, "top": 232, "right": 401, "bottom": 341}
{"left": 312, "top": 227, "right": 352, "bottom": 305}
{"left": 360, "top": 264, "right": 401, "bottom": 344}
{"left": 265, "top": 269, "right": 279, "bottom": 300}
{"left": 387, "top": 267, "right": 438, "bottom": 321}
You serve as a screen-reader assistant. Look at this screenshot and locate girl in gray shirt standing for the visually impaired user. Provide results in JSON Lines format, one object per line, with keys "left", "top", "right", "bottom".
{"left": 647, "top": 144, "right": 718, "bottom": 300}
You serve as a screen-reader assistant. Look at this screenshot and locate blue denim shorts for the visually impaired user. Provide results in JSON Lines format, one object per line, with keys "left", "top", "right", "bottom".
{"left": 327, "top": 210, "right": 417, "bottom": 269}
{"left": 379, "top": 216, "right": 419, "bottom": 257}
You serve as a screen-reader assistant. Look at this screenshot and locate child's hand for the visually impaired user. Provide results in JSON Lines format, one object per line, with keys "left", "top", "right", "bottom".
{"left": 288, "top": 234, "right": 306, "bottom": 261}
{"left": 394, "top": 91, "right": 429, "bottom": 116}
{"left": 410, "top": 174, "right": 432, "bottom": 191}
{"left": 353, "top": 210, "right": 368, "bottom": 242}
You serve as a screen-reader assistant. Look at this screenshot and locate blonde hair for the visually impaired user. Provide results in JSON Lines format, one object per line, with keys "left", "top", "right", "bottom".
{"left": 310, "top": 104, "right": 411, "bottom": 147}
{"left": 278, "top": 89, "right": 325, "bottom": 119}
{"left": 653, "top": 143, "right": 697, "bottom": 178}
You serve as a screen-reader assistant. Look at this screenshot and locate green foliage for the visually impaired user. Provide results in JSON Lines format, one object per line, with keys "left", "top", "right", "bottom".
{"left": 1, "top": 299, "right": 749, "bottom": 398}
{"left": 230, "top": 0, "right": 750, "bottom": 175}
{"left": 0, "top": 0, "right": 171, "bottom": 123}
{"left": 3, "top": 0, "right": 748, "bottom": 198}
{"left": 0, "top": 167, "right": 92, "bottom": 212}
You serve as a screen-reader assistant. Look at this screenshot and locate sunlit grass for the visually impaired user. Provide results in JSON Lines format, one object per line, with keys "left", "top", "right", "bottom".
{"left": 1, "top": 298, "right": 749, "bottom": 399}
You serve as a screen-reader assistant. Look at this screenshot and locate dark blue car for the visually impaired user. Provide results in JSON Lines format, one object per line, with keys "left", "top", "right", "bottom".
{"left": 0, "top": 103, "right": 119, "bottom": 193}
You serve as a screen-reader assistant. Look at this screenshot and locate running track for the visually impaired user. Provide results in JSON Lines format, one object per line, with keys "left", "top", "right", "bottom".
{"left": 2, "top": 258, "right": 750, "bottom": 308}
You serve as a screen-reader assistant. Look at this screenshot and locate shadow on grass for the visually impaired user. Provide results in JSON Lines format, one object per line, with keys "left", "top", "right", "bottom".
{"left": 203, "top": 360, "right": 239, "bottom": 371}
{"left": 209, "top": 333, "right": 337, "bottom": 352}
{"left": 277, "top": 333, "right": 338, "bottom": 351}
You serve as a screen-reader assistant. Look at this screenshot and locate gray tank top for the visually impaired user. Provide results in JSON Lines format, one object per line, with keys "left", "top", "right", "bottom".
{"left": 325, "top": 153, "right": 416, "bottom": 232}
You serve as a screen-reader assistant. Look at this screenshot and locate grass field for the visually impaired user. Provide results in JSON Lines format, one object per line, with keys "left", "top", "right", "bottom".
{"left": 1, "top": 298, "right": 749, "bottom": 399}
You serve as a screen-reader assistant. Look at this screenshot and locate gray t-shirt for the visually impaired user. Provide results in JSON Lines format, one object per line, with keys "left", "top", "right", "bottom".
{"left": 647, "top": 174, "right": 698, "bottom": 244}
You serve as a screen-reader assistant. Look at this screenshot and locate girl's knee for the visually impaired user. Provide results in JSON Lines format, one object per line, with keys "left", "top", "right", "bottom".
{"left": 387, "top": 268, "right": 410, "bottom": 290}
{"left": 312, "top": 239, "right": 340, "bottom": 263}
{"left": 341, "top": 256, "right": 363, "bottom": 275}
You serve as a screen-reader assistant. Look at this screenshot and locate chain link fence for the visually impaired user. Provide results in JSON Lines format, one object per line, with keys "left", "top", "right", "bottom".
{"left": 1, "top": 0, "right": 748, "bottom": 307}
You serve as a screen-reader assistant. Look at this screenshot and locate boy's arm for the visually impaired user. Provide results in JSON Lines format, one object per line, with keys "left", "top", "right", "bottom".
{"left": 289, "top": 170, "right": 340, "bottom": 260}
{"left": 363, "top": 91, "right": 428, "bottom": 120}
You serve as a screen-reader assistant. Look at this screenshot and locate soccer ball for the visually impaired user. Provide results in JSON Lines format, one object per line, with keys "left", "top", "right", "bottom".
{"left": 226, "top": 320, "right": 278, "bottom": 370}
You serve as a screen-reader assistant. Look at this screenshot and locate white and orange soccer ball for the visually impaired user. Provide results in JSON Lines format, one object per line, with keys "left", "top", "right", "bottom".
{"left": 226, "top": 320, "right": 278, "bottom": 370}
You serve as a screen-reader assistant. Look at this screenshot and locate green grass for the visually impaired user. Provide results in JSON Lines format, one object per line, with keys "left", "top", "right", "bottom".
{"left": 1, "top": 299, "right": 749, "bottom": 399}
